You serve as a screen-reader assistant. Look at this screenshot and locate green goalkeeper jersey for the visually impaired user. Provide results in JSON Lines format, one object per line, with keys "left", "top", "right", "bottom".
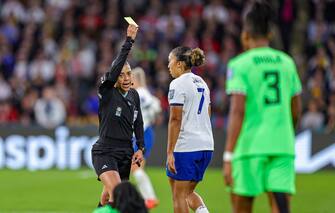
{"left": 226, "top": 47, "right": 302, "bottom": 159}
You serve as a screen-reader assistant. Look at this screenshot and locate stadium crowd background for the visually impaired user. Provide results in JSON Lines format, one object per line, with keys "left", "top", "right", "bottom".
{"left": 0, "top": 0, "right": 335, "bottom": 132}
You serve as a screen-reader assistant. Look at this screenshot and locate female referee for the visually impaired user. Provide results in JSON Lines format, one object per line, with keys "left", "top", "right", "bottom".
{"left": 91, "top": 24, "right": 145, "bottom": 206}
{"left": 166, "top": 46, "right": 214, "bottom": 213}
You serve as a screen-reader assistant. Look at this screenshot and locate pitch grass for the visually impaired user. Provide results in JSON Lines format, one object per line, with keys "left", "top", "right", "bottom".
{"left": 0, "top": 168, "right": 334, "bottom": 213}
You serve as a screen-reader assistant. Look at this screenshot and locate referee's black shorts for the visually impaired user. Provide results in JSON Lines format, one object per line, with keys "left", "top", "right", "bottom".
{"left": 91, "top": 139, "right": 134, "bottom": 181}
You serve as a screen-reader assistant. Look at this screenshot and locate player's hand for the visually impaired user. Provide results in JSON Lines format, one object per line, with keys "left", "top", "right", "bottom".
{"left": 100, "top": 186, "right": 109, "bottom": 205}
{"left": 167, "top": 153, "right": 176, "bottom": 174}
{"left": 223, "top": 162, "right": 233, "bottom": 187}
{"left": 132, "top": 150, "right": 144, "bottom": 167}
{"left": 127, "top": 24, "right": 138, "bottom": 40}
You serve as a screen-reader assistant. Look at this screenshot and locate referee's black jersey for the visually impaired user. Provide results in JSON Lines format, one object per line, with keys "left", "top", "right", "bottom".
{"left": 96, "top": 37, "right": 144, "bottom": 150}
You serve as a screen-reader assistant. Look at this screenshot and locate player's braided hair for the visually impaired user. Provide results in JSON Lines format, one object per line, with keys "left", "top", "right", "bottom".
{"left": 172, "top": 46, "right": 205, "bottom": 69}
{"left": 243, "top": 0, "right": 275, "bottom": 38}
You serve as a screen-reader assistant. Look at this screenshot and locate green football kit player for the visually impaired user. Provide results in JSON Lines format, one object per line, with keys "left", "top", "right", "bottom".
{"left": 93, "top": 205, "right": 119, "bottom": 213}
{"left": 223, "top": 1, "right": 302, "bottom": 213}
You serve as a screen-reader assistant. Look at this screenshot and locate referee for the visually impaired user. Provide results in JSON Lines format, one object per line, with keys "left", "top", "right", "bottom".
{"left": 91, "top": 24, "right": 145, "bottom": 206}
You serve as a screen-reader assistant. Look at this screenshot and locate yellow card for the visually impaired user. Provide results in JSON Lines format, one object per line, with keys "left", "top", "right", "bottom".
{"left": 124, "top": 17, "right": 138, "bottom": 27}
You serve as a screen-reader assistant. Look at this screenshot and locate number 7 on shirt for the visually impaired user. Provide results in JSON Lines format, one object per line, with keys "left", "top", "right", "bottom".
{"left": 197, "top": 88, "right": 205, "bottom": 114}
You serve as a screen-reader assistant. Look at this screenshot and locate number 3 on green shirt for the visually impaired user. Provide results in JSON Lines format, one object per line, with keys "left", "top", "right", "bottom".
{"left": 264, "top": 71, "right": 280, "bottom": 105}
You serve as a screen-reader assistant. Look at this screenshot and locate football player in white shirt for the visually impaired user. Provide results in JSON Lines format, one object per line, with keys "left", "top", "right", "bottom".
{"left": 167, "top": 46, "right": 214, "bottom": 213}
{"left": 131, "top": 67, "right": 161, "bottom": 209}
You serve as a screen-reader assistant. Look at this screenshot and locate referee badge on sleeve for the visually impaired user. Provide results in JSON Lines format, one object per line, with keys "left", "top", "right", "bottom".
{"left": 133, "top": 110, "right": 138, "bottom": 122}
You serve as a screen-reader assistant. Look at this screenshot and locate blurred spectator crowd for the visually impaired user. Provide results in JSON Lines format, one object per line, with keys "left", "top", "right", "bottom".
{"left": 1, "top": 0, "right": 335, "bottom": 132}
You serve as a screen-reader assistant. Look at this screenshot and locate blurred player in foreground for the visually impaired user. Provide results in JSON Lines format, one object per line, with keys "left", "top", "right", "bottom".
{"left": 223, "top": 1, "right": 302, "bottom": 213}
{"left": 131, "top": 67, "right": 161, "bottom": 209}
{"left": 167, "top": 46, "right": 214, "bottom": 213}
{"left": 93, "top": 181, "right": 148, "bottom": 213}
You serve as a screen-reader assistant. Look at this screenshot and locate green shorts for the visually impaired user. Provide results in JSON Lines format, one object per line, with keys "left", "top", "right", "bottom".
{"left": 232, "top": 155, "right": 295, "bottom": 196}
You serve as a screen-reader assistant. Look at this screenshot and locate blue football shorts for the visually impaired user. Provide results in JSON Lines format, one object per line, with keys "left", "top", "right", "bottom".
{"left": 166, "top": 150, "right": 213, "bottom": 182}
{"left": 133, "top": 126, "right": 154, "bottom": 159}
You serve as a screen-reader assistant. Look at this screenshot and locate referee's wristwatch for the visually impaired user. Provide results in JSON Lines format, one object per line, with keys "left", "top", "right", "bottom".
{"left": 138, "top": 147, "right": 145, "bottom": 155}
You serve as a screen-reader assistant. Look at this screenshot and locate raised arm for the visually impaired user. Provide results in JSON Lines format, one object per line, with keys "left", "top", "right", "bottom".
{"left": 99, "top": 25, "right": 138, "bottom": 88}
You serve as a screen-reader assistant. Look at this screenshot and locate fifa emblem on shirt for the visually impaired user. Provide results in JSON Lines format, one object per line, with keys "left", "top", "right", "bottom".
{"left": 168, "top": 89, "right": 175, "bottom": 100}
{"left": 115, "top": 107, "right": 122, "bottom": 117}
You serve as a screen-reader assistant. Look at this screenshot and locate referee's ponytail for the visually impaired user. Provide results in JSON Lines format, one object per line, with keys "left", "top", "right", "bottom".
{"left": 171, "top": 46, "right": 205, "bottom": 70}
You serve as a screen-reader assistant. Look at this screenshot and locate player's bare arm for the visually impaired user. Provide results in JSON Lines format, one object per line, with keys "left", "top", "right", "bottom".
{"left": 167, "top": 105, "right": 183, "bottom": 174}
{"left": 291, "top": 95, "right": 302, "bottom": 130}
{"left": 223, "top": 94, "right": 245, "bottom": 186}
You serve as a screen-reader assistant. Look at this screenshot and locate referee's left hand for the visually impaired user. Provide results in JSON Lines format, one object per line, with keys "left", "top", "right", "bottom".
{"left": 132, "top": 150, "right": 144, "bottom": 167}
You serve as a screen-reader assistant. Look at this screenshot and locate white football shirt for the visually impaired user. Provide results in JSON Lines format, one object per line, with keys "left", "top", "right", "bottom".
{"left": 136, "top": 87, "right": 161, "bottom": 130}
{"left": 168, "top": 72, "right": 214, "bottom": 152}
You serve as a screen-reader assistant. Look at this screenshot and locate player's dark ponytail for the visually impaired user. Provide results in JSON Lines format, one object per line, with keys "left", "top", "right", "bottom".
{"left": 244, "top": 0, "right": 274, "bottom": 38}
{"left": 171, "top": 46, "right": 205, "bottom": 69}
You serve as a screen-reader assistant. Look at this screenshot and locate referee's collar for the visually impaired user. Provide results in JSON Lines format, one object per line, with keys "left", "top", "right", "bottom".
{"left": 121, "top": 91, "right": 128, "bottom": 97}
{"left": 118, "top": 89, "right": 128, "bottom": 98}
